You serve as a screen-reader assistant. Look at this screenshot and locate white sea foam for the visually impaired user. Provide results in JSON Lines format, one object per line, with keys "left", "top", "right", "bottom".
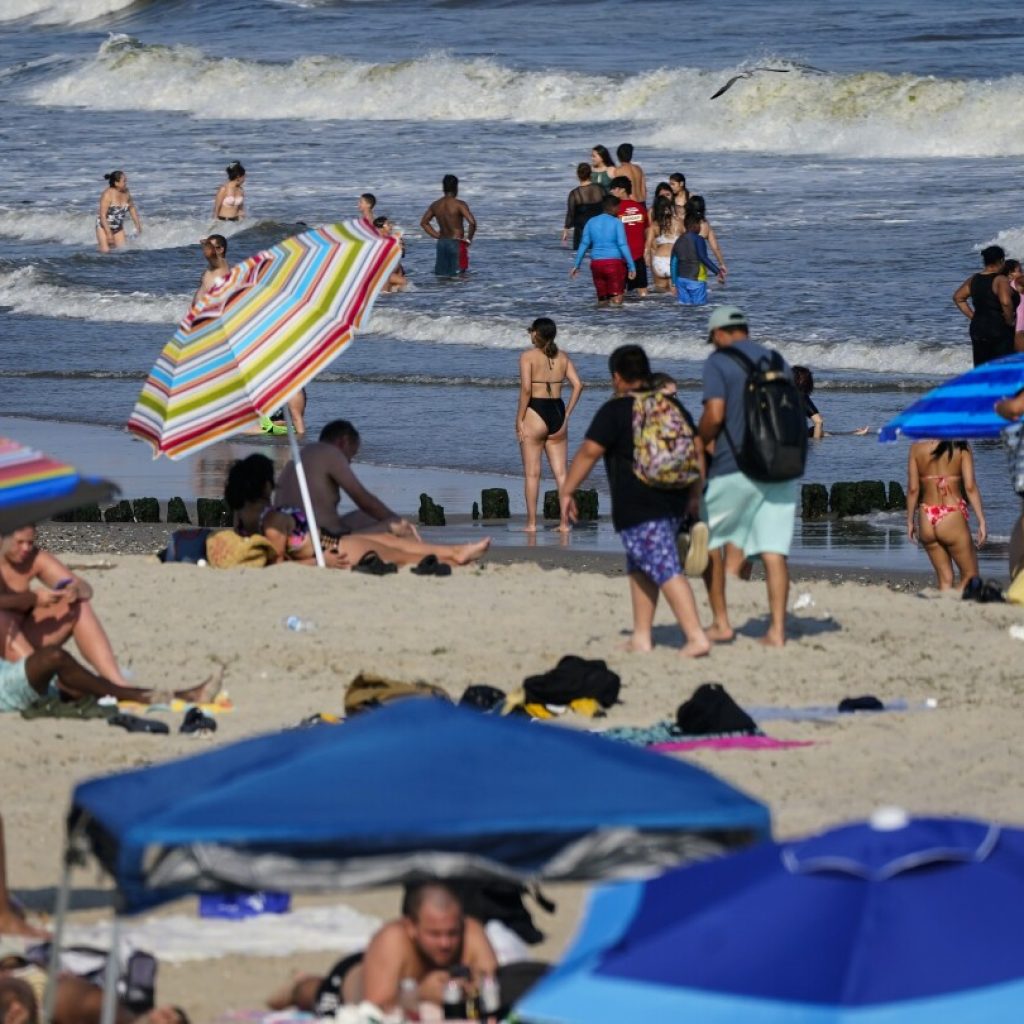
{"left": 368, "top": 308, "right": 971, "bottom": 377}
{"left": 0, "top": 208, "right": 244, "bottom": 251}
{"left": 0, "top": 267, "right": 188, "bottom": 323}
{"left": 986, "top": 225, "right": 1024, "bottom": 257}
{"left": 0, "top": 0, "right": 139, "bottom": 25}
{"left": 27, "top": 38, "right": 1024, "bottom": 157}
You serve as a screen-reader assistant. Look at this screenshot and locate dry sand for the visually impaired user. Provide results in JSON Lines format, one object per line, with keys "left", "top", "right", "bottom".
{"left": 2, "top": 551, "right": 1024, "bottom": 1020}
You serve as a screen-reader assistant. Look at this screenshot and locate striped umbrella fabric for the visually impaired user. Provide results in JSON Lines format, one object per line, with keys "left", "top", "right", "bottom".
{"left": 879, "top": 353, "right": 1024, "bottom": 442}
{"left": 0, "top": 437, "right": 118, "bottom": 533}
{"left": 128, "top": 220, "right": 400, "bottom": 459}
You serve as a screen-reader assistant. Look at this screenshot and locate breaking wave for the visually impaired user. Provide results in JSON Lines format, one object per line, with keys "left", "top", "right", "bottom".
{"left": 24, "top": 36, "right": 1024, "bottom": 157}
{"left": 0, "top": 0, "right": 141, "bottom": 25}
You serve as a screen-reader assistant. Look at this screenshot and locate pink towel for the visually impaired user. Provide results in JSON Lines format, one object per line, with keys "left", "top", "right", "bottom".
{"left": 652, "top": 735, "right": 815, "bottom": 753}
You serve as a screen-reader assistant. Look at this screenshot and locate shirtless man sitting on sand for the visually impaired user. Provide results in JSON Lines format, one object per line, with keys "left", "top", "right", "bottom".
{"left": 268, "top": 882, "right": 498, "bottom": 1016}
{"left": 276, "top": 420, "right": 422, "bottom": 542}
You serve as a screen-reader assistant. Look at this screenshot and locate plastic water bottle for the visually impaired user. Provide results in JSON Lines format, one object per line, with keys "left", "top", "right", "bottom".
{"left": 283, "top": 615, "right": 315, "bottom": 632}
{"left": 478, "top": 974, "right": 500, "bottom": 1022}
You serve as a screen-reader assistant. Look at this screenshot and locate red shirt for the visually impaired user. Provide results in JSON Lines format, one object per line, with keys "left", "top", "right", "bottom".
{"left": 617, "top": 199, "right": 648, "bottom": 260}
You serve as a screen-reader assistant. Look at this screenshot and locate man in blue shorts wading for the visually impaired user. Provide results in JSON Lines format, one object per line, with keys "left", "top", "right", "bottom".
{"left": 698, "top": 305, "right": 798, "bottom": 647}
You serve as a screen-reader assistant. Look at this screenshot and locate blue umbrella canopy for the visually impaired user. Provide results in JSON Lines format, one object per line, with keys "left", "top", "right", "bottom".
{"left": 519, "top": 813, "right": 1024, "bottom": 1023}
{"left": 68, "top": 699, "right": 769, "bottom": 913}
{"left": 879, "top": 353, "right": 1024, "bottom": 442}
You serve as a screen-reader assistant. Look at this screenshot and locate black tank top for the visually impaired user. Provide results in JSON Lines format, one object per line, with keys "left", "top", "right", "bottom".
{"left": 970, "top": 273, "right": 1012, "bottom": 337}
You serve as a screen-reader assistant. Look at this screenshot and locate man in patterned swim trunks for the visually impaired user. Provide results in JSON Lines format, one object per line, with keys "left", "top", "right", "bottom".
{"left": 559, "top": 345, "right": 710, "bottom": 657}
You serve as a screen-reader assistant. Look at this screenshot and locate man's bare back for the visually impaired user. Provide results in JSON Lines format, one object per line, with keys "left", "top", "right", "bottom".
{"left": 420, "top": 196, "right": 476, "bottom": 240}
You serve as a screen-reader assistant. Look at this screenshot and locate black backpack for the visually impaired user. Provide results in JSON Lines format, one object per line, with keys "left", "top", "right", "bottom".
{"left": 676, "top": 683, "right": 757, "bottom": 736}
{"left": 720, "top": 347, "right": 807, "bottom": 482}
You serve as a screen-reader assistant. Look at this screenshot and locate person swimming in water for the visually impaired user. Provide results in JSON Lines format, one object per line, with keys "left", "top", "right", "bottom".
{"left": 212, "top": 162, "right": 246, "bottom": 223}
{"left": 95, "top": 170, "right": 141, "bottom": 253}
{"left": 516, "top": 318, "right": 583, "bottom": 533}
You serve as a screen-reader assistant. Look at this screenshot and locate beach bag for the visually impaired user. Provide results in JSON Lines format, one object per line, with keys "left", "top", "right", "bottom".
{"left": 631, "top": 390, "right": 701, "bottom": 489}
{"left": 344, "top": 671, "right": 452, "bottom": 716}
{"left": 676, "top": 683, "right": 757, "bottom": 736}
{"left": 1002, "top": 423, "right": 1024, "bottom": 495}
{"left": 721, "top": 348, "right": 807, "bottom": 482}
{"left": 205, "top": 530, "right": 276, "bottom": 569}
{"left": 25, "top": 945, "right": 157, "bottom": 1014}
{"left": 523, "top": 655, "right": 621, "bottom": 709}
{"left": 159, "top": 528, "right": 212, "bottom": 564}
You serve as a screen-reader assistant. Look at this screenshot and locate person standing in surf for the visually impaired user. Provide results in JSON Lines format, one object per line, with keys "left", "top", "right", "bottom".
{"left": 420, "top": 175, "right": 476, "bottom": 277}
{"left": 953, "top": 245, "right": 1017, "bottom": 366}
{"left": 95, "top": 170, "right": 142, "bottom": 253}
{"left": 516, "top": 317, "right": 583, "bottom": 533}
{"left": 212, "top": 161, "right": 246, "bottom": 222}
{"left": 570, "top": 195, "right": 635, "bottom": 307}
{"left": 562, "top": 162, "right": 606, "bottom": 250}
{"left": 194, "top": 234, "right": 230, "bottom": 303}
{"left": 613, "top": 143, "right": 647, "bottom": 205}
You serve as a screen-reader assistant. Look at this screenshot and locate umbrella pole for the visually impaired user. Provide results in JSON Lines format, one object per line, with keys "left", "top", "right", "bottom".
{"left": 283, "top": 407, "right": 326, "bottom": 568}
{"left": 99, "top": 915, "right": 122, "bottom": 1024}
{"left": 42, "top": 849, "right": 73, "bottom": 1023}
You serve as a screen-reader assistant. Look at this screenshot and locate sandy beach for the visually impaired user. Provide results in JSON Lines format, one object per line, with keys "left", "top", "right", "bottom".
{"left": 2, "top": 540, "right": 1022, "bottom": 1019}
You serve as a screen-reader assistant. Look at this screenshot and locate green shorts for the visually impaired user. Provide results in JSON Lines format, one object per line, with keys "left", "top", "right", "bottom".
{"left": 702, "top": 472, "right": 797, "bottom": 558}
{"left": 0, "top": 658, "right": 49, "bottom": 712}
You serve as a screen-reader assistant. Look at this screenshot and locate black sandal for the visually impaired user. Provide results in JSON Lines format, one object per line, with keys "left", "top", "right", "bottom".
{"left": 180, "top": 707, "right": 218, "bottom": 734}
{"left": 410, "top": 554, "right": 452, "bottom": 577}
{"left": 352, "top": 551, "right": 398, "bottom": 576}
{"left": 108, "top": 713, "right": 170, "bottom": 735}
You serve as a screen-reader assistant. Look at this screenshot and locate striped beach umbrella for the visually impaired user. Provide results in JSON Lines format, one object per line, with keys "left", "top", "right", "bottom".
{"left": 879, "top": 353, "right": 1024, "bottom": 441}
{"left": 0, "top": 437, "right": 118, "bottom": 533}
{"left": 128, "top": 220, "right": 400, "bottom": 459}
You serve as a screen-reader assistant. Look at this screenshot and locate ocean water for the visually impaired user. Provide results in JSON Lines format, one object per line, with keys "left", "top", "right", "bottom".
{"left": 1, "top": 0, "right": 1023, "bottom": 554}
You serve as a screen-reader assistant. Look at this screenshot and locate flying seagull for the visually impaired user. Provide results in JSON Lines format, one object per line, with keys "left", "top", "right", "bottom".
{"left": 710, "top": 67, "right": 792, "bottom": 99}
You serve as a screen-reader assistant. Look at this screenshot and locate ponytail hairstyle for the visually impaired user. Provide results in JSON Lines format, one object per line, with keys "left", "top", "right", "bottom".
{"left": 530, "top": 317, "right": 558, "bottom": 359}
{"left": 104, "top": 170, "right": 125, "bottom": 188}
{"left": 226, "top": 161, "right": 246, "bottom": 181}
{"left": 224, "top": 454, "right": 274, "bottom": 510}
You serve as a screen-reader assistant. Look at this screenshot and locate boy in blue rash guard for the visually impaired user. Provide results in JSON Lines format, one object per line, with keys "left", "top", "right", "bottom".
{"left": 670, "top": 213, "right": 724, "bottom": 305}
{"left": 570, "top": 194, "right": 636, "bottom": 307}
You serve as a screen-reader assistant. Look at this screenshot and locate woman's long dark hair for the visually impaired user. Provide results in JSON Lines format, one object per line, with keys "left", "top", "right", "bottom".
{"left": 931, "top": 440, "right": 968, "bottom": 460}
{"left": 224, "top": 454, "right": 274, "bottom": 510}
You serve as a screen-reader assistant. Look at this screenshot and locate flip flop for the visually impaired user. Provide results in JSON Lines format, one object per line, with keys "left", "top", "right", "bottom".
{"left": 108, "top": 713, "right": 170, "bottom": 735}
{"left": 352, "top": 551, "right": 398, "bottom": 576}
{"left": 410, "top": 554, "right": 452, "bottom": 577}
{"left": 681, "top": 521, "right": 710, "bottom": 577}
{"left": 180, "top": 707, "right": 218, "bottom": 735}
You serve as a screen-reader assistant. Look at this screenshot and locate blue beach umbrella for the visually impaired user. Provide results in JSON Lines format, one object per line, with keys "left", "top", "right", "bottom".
{"left": 879, "top": 353, "right": 1024, "bottom": 442}
{"left": 518, "top": 813, "right": 1024, "bottom": 1023}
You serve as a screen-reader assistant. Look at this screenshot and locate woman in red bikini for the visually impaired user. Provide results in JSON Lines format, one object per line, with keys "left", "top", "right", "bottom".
{"left": 906, "top": 439, "right": 986, "bottom": 590}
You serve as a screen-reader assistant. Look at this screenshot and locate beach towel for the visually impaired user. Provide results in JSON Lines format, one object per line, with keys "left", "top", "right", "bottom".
{"left": 653, "top": 735, "right": 815, "bottom": 753}
{"left": 343, "top": 672, "right": 451, "bottom": 716}
{"left": 205, "top": 530, "right": 276, "bottom": 568}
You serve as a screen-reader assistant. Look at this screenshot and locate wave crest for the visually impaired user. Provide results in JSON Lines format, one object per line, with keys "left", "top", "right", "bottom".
{"left": 24, "top": 39, "right": 1024, "bottom": 157}
{"left": 0, "top": 0, "right": 140, "bottom": 25}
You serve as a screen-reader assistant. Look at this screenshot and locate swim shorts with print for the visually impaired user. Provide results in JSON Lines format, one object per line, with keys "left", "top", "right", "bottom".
{"left": 619, "top": 516, "right": 684, "bottom": 586}
{"left": 0, "top": 658, "right": 49, "bottom": 713}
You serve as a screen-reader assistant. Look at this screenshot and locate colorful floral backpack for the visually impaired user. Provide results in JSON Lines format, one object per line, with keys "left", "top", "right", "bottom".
{"left": 631, "top": 390, "right": 701, "bottom": 489}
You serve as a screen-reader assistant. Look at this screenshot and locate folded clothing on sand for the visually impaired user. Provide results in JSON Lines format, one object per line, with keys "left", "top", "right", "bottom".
{"left": 653, "top": 735, "right": 815, "bottom": 752}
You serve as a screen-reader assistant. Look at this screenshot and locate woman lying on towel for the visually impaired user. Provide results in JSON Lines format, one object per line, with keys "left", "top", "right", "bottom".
{"left": 225, "top": 455, "right": 490, "bottom": 572}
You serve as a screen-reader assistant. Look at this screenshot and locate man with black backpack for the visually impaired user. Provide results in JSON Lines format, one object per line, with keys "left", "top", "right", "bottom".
{"left": 559, "top": 345, "right": 711, "bottom": 657}
{"left": 698, "top": 306, "right": 806, "bottom": 647}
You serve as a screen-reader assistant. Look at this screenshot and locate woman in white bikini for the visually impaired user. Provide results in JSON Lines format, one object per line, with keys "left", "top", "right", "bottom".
{"left": 95, "top": 170, "right": 141, "bottom": 253}
{"left": 213, "top": 161, "right": 246, "bottom": 222}
{"left": 644, "top": 194, "right": 679, "bottom": 293}
{"left": 906, "top": 439, "right": 986, "bottom": 590}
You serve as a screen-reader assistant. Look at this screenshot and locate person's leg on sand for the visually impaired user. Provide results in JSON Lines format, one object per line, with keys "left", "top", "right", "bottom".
{"left": 340, "top": 534, "right": 490, "bottom": 568}
{"left": 519, "top": 408, "right": 548, "bottom": 533}
{"left": 917, "top": 514, "right": 955, "bottom": 589}
{"left": 936, "top": 511, "right": 978, "bottom": 589}
{"left": 761, "top": 552, "right": 789, "bottom": 647}
{"left": 660, "top": 575, "right": 711, "bottom": 657}
{"left": 702, "top": 548, "right": 734, "bottom": 642}
{"left": 624, "top": 572, "right": 657, "bottom": 651}
{"left": 0, "top": 813, "right": 46, "bottom": 938}
{"left": 267, "top": 973, "right": 321, "bottom": 1012}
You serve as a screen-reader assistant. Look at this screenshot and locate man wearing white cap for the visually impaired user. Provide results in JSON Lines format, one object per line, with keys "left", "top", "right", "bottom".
{"left": 698, "top": 305, "right": 801, "bottom": 647}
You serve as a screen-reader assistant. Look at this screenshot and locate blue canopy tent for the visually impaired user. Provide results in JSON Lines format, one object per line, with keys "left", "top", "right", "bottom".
{"left": 53, "top": 699, "right": 769, "bottom": 1023}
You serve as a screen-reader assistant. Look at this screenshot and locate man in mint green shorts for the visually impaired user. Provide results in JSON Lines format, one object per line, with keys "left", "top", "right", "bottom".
{"left": 698, "top": 305, "right": 798, "bottom": 647}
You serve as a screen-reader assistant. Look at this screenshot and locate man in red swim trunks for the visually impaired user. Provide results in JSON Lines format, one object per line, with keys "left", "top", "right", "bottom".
{"left": 610, "top": 176, "right": 649, "bottom": 298}
{"left": 570, "top": 195, "right": 636, "bottom": 307}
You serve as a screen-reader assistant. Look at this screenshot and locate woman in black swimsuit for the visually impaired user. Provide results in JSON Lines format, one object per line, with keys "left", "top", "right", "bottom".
{"left": 95, "top": 170, "right": 141, "bottom": 253}
{"left": 516, "top": 317, "right": 583, "bottom": 533}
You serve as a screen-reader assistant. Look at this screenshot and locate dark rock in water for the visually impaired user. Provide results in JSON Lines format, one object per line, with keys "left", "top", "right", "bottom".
{"left": 132, "top": 498, "right": 160, "bottom": 523}
{"left": 887, "top": 480, "right": 907, "bottom": 511}
{"left": 471, "top": 501, "right": 479, "bottom": 521}
{"left": 856, "top": 480, "right": 887, "bottom": 514}
{"left": 574, "top": 489, "right": 599, "bottom": 521}
{"left": 543, "top": 489, "right": 559, "bottom": 519}
{"left": 829, "top": 482, "right": 859, "bottom": 517}
{"left": 52, "top": 504, "right": 102, "bottom": 524}
{"left": 481, "top": 488, "right": 510, "bottom": 519}
{"left": 418, "top": 493, "right": 445, "bottom": 527}
{"left": 104, "top": 501, "right": 135, "bottom": 524}
{"left": 801, "top": 483, "right": 829, "bottom": 520}
{"left": 166, "top": 497, "right": 190, "bottom": 525}
{"left": 196, "top": 498, "right": 230, "bottom": 528}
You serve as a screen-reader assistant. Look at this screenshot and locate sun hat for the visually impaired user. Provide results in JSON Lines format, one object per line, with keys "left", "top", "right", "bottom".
{"left": 707, "top": 305, "right": 749, "bottom": 342}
